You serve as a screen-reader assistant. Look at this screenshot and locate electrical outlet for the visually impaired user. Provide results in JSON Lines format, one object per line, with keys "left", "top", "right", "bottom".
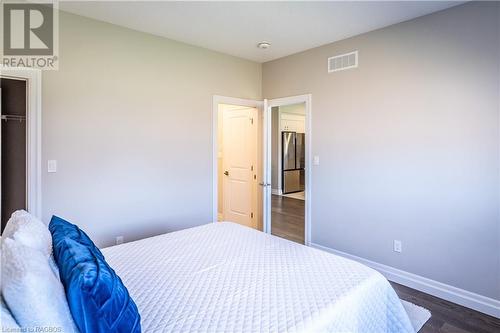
{"left": 393, "top": 240, "right": 402, "bottom": 253}
{"left": 116, "top": 236, "right": 124, "bottom": 245}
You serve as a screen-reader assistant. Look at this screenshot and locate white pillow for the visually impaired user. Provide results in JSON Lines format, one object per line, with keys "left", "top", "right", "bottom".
{"left": 2, "top": 210, "right": 52, "bottom": 257}
{"left": 1, "top": 296, "right": 20, "bottom": 330}
{"left": 1, "top": 238, "right": 77, "bottom": 332}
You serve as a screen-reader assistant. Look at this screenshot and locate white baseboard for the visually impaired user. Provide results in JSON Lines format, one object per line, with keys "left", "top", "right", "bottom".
{"left": 310, "top": 243, "right": 500, "bottom": 319}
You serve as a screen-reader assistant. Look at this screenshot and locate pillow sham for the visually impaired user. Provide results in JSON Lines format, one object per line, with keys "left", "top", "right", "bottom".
{"left": 53, "top": 237, "right": 141, "bottom": 333}
{"left": 1, "top": 238, "right": 77, "bottom": 332}
{"left": 49, "top": 215, "right": 104, "bottom": 259}
{"left": 2, "top": 210, "right": 52, "bottom": 257}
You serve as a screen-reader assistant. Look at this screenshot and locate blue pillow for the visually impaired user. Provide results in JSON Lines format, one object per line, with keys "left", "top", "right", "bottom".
{"left": 52, "top": 237, "right": 141, "bottom": 333}
{"left": 49, "top": 216, "right": 104, "bottom": 259}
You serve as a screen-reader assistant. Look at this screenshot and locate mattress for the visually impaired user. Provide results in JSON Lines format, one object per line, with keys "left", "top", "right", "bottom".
{"left": 102, "top": 222, "right": 414, "bottom": 333}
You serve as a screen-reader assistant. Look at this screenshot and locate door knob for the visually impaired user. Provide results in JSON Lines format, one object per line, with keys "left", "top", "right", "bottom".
{"left": 224, "top": 170, "right": 229, "bottom": 176}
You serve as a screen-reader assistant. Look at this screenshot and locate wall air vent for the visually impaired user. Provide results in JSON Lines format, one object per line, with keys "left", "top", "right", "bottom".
{"left": 328, "top": 51, "right": 358, "bottom": 73}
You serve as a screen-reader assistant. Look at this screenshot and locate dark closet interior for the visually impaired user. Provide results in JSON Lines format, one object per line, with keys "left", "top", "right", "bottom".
{"left": 1, "top": 78, "right": 27, "bottom": 232}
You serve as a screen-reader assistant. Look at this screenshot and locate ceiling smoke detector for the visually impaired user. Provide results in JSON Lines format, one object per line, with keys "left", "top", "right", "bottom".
{"left": 257, "top": 42, "right": 271, "bottom": 49}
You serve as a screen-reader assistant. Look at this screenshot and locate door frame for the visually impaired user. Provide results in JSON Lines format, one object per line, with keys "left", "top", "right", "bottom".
{"left": 0, "top": 67, "right": 42, "bottom": 219}
{"left": 212, "top": 95, "right": 263, "bottom": 224}
{"left": 265, "top": 94, "right": 312, "bottom": 245}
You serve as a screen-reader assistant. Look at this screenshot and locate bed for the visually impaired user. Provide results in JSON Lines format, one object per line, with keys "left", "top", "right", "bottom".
{"left": 102, "top": 222, "right": 415, "bottom": 333}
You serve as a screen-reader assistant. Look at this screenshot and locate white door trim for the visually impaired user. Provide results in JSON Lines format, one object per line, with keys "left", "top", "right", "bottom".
{"left": 0, "top": 67, "right": 42, "bottom": 219}
{"left": 266, "top": 94, "right": 312, "bottom": 245}
{"left": 212, "top": 95, "right": 263, "bottom": 223}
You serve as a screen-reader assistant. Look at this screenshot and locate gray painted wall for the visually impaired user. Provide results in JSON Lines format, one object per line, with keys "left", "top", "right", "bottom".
{"left": 263, "top": 2, "right": 500, "bottom": 300}
{"left": 42, "top": 12, "right": 262, "bottom": 247}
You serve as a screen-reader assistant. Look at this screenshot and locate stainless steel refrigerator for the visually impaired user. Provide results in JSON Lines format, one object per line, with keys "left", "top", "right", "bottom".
{"left": 282, "top": 132, "right": 305, "bottom": 194}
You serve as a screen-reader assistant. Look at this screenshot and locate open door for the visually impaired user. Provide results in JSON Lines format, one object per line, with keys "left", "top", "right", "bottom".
{"left": 221, "top": 106, "right": 259, "bottom": 228}
{"left": 261, "top": 99, "right": 271, "bottom": 234}
{"left": 213, "top": 96, "right": 264, "bottom": 231}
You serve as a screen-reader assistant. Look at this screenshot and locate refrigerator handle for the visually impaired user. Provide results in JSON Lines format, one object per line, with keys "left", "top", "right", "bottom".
{"left": 294, "top": 133, "right": 297, "bottom": 169}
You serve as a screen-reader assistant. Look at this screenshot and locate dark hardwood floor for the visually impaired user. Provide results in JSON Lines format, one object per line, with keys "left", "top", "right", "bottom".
{"left": 392, "top": 282, "right": 500, "bottom": 333}
{"left": 271, "top": 194, "right": 305, "bottom": 244}
{"left": 270, "top": 194, "right": 500, "bottom": 332}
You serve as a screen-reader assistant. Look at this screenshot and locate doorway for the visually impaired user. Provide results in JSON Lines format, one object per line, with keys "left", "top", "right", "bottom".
{"left": 213, "top": 97, "right": 263, "bottom": 230}
{"left": 212, "top": 94, "right": 311, "bottom": 244}
{"left": 0, "top": 68, "right": 42, "bottom": 231}
{"left": 264, "top": 95, "right": 312, "bottom": 245}
{"left": 270, "top": 103, "right": 306, "bottom": 244}
{"left": 1, "top": 77, "right": 27, "bottom": 231}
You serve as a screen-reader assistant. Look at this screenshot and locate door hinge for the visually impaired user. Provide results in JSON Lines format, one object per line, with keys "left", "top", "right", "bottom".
{"left": 251, "top": 165, "right": 254, "bottom": 171}
{"left": 251, "top": 212, "right": 254, "bottom": 218}
{"left": 250, "top": 117, "right": 254, "bottom": 125}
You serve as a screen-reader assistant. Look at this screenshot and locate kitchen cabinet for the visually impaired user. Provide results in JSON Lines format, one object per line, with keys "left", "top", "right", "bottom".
{"left": 280, "top": 113, "right": 305, "bottom": 133}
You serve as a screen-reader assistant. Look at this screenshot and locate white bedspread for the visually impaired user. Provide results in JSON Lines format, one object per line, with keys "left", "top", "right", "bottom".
{"left": 102, "top": 222, "right": 414, "bottom": 333}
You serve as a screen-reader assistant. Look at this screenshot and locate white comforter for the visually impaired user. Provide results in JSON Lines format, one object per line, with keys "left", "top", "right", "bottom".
{"left": 102, "top": 222, "right": 414, "bottom": 333}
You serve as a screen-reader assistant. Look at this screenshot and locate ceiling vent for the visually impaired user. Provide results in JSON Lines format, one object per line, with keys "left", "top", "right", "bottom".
{"left": 328, "top": 51, "right": 358, "bottom": 73}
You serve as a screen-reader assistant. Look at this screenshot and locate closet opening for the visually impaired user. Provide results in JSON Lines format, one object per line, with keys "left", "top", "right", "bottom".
{"left": 0, "top": 68, "right": 42, "bottom": 231}
{"left": 1, "top": 77, "right": 27, "bottom": 231}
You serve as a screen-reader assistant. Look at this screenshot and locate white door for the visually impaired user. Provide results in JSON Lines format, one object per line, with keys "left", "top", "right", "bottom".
{"left": 262, "top": 99, "right": 271, "bottom": 234}
{"left": 222, "top": 107, "right": 258, "bottom": 228}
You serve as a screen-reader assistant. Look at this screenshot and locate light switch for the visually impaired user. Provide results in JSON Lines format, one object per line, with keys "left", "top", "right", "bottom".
{"left": 48, "top": 160, "right": 57, "bottom": 173}
{"left": 393, "top": 240, "right": 402, "bottom": 253}
{"left": 313, "top": 155, "right": 320, "bottom": 166}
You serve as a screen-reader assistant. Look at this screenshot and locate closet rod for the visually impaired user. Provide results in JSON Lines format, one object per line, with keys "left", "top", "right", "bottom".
{"left": 1, "top": 114, "right": 26, "bottom": 121}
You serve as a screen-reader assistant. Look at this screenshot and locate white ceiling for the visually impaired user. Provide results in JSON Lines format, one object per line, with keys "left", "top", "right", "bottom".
{"left": 60, "top": 1, "right": 462, "bottom": 63}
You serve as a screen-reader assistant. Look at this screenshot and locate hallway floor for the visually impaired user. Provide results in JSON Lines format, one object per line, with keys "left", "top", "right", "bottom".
{"left": 271, "top": 194, "right": 305, "bottom": 244}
